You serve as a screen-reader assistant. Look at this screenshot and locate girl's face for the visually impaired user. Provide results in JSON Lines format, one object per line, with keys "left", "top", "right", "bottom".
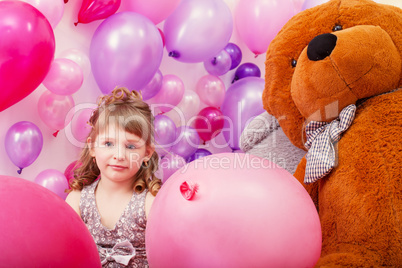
{"left": 89, "top": 124, "right": 154, "bottom": 184}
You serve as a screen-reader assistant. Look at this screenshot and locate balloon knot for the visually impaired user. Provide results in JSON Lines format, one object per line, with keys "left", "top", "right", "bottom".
{"left": 74, "top": 21, "right": 79, "bottom": 26}
{"left": 17, "top": 168, "right": 23, "bottom": 174}
{"left": 64, "top": 0, "right": 68, "bottom": 3}
{"left": 53, "top": 130, "right": 59, "bottom": 137}
{"left": 180, "top": 181, "right": 199, "bottom": 201}
{"left": 232, "top": 76, "right": 238, "bottom": 83}
{"left": 254, "top": 53, "right": 259, "bottom": 58}
{"left": 168, "top": 51, "right": 180, "bottom": 58}
{"left": 212, "top": 57, "right": 217, "bottom": 65}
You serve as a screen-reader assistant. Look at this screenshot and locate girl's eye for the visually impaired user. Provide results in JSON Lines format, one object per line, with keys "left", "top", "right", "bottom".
{"left": 105, "top": 141, "right": 113, "bottom": 147}
{"left": 126, "top": 144, "right": 136, "bottom": 150}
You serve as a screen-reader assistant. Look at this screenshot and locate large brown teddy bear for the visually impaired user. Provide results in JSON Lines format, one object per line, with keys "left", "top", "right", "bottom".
{"left": 262, "top": 0, "right": 402, "bottom": 266}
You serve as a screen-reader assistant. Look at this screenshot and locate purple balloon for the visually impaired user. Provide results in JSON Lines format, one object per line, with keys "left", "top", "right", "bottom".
{"left": 232, "top": 62, "right": 261, "bottom": 83}
{"left": 34, "top": 169, "right": 69, "bottom": 200}
{"left": 90, "top": 12, "right": 163, "bottom": 94}
{"left": 224, "top": 43, "right": 242, "bottom": 70}
{"left": 164, "top": 0, "right": 233, "bottom": 63}
{"left": 203, "top": 50, "right": 232, "bottom": 76}
{"left": 186, "top": 148, "right": 212, "bottom": 163}
{"left": 302, "top": 0, "right": 329, "bottom": 11}
{"left": 170, "top": 126, "right": 200, "bottom": 159}
{"left": 221, "top": 77, "right": 265, "bottom": 150}
{"left": 5, "top": 121, "right": 43, "bottom": 174}
{"left": 154, "top": 114, "right": 177, "bottom": 157}
{"left": 159, "top": 153, "right": 187, "bottom": 183}
{"left": 142, "top": 69, "right": 163, "bottom": 100}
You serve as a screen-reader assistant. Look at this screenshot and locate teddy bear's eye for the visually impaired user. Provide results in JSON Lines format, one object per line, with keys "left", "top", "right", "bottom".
{"left": 291, "top": 59, "right": 297, "bottom": 68}
{"left": 333, "top": 25, "right": 343, "bottom": 31}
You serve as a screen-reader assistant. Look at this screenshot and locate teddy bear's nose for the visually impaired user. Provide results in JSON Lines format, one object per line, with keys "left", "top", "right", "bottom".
{"left": 307, "top": 33, "right": 337, "bottom": 61}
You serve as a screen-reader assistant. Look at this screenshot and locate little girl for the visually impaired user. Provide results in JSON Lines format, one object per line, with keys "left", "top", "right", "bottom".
{"left": 66, "top": 87, "right": 161, "bottom": 267}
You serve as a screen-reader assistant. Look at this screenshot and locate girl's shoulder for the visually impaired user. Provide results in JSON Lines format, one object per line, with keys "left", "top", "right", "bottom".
{"left": 65, "top": 190, "right": 81, "bottom": 216}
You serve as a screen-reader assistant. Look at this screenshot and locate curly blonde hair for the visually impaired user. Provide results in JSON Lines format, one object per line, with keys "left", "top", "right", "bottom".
{"left": 67, "top": 87, "right": 161, "bottom": 196}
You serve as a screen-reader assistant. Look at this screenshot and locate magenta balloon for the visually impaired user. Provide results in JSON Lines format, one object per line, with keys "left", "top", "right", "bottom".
{"left": 146, "top": 153, "right": 322, "bottom": 267}
{"left": 194, "top": 107, "right": 224, "bottom": 142}
{"left": 0, "top": 175, "right": 101, "bottom": 267}
{"left": 38, "top": 91, "right": 75, "bottom": 132}
{"left": 164, "top": 0, "right": 233, "bottom": 63}
{"left": 90, "top": 12, "right": 163, "bottom": 94}
{"left": 224, "top": 42, "right": 243, "bottom": 70}
{"left": 195, "top": 75, "right": 226, "bottom": 108}
{"left": 301, "top": 0, "right": 330, "bottom": 11}
{"left": 42, "top": 58, "right": 83, "bottom": 95}
{"left": 77, "top": 0, "right": 121, "bottom": 24}
{"left": 203, "top": 50, "right": 232, "bottom": 76}
{"left": 64, "top": 160, "right": 82, "bottom": 188}
{"left": 34, "top": 169, "right": 69, "bottom": 200}
{"left": 221, "top": 77, "right": 265, "bottom": 150}
{"left": 170, "top": 126, "right": 200, "bottom": 159}
{"left": 235, "top": 0, "right": 296, "bottom": 56}
{"left": 159, "top": 153, "right": 186, "bottom": 184}
{"left": 141, "top": 69, "right": 163, "bottom": 100}
{"left": 124, "top": 0, "right": 181, "bottom": 25}
{"left": 147, "top": 74, "right": 185, "bottom": 114}
{"left": 233, "top": 62, "right": 261, "bottom": 83}
{"left": 0, "top": 1, "right": 55, "bottom": 112}
{"left": 154, "top": 114, "right": 177, "bottom": 157}
{"left": 5, "top": 121, "right": 43, "bottom": 174}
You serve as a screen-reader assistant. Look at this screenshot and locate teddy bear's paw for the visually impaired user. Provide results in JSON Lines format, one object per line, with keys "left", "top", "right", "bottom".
{"left": 316, "top": 252, "right": 382, "bottom": 268}
{"left": 239, "top": 112, "right": 279, "bottom": 152}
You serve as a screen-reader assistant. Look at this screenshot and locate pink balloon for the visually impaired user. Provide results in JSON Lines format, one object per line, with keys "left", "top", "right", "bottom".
{"left": 147, "top": 74, "right": 185, "bottom": 114}
{"left": 159, "top": 153, "right": 186, "bottom": 184}
{"left": 235, "top": 0, "right": 296, "bottom": 56}
{"left": 203, "top": 49, "right": 232, "bottom": 76}
{"left": 0, "top": 175, "right": 101, "bottom": 267}
{"left": 165, "top": 90, "right": 201, "bottom": 127}
{"left": 5, "top": 121, "right": 43, "bottom": 174}
{"left": 38, "top": 91, "right": 75, "bottom": 134}
{"left": 90, "top": 12, "right": 163, "bottom": 94}
{"left": 164, "top": 0, "right": 233, "bottom": 63}
{"left": 301, "top": 0, "right": 330, "bottom": 10}
{"left": 123, "top": 0, "right": 181, "bottom": 25}
{"left": 58, "top": 48, "right": 91, "bottom": 78}
{"left": 64, "top": 160, "right": 82, "bottom": 188}
{"left": 76, "top": 0, "right": 121, "bottom": 25}
{"left": 18, "top": 0, "right": 64, "bottom": 28}
{"left": 42, "top": 58, "right": 83, "bottom": 95}
{"left": 195, "top": 75, "right": 226, "bottom": 108}
{"left": 0, "top": 1, "right": 55, "bottom": 112}
{"left": 34, "top": 169, "right": 69, "bottom": 200}
{"left": 70, "top": 107, "right": 94, "bottom": 144}
{"left": 146, "top": 153, "right": 322, "bottom": 267}
{"left": 194, "top": 107, "right": 224, "bottom": 143}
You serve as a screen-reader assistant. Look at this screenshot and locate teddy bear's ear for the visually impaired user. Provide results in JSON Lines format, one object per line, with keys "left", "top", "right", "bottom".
{"left": 263, "top": 0, "right": 402, "bottom": 149}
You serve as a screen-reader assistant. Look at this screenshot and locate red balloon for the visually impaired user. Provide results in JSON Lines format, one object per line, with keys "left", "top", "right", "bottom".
{"left": 194, "top": 106, "right": 224, "bottom": 142}
{"left": 0, "top": 1, "right": 55, "bottom": 112}
{"left": 0, "top": 175, "right": 101, "bottom": 267}
{"left": 76, "top": 0, "right": 121, "bottom": 25}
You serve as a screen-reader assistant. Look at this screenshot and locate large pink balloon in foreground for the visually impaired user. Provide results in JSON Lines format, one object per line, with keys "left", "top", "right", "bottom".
{"left": 146, "top": 153, "right": 322, "bottom": 267}
{"left": 0, "top": 1, "right": 55, "bottom": 112}
{"left": 0, "top": 175, "right": 101, "bottom": 267}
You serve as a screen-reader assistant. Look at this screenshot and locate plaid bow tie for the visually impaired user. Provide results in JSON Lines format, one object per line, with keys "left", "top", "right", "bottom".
{"left": 304, "top": 104, "right": 356, "bottom": 184}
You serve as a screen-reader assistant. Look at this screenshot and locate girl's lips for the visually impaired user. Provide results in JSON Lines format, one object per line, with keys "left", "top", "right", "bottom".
{"left": 109, "top": 165, "right": 127, "bottom": 170}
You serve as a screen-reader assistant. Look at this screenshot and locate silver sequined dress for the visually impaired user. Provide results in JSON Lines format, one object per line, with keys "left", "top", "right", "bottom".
{"left": 80, "top": 179, "right": 149, "bottom": 267}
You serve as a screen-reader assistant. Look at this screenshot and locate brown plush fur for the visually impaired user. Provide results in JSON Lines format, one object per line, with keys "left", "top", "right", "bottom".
{"left": 262, "top": 0, "right": 402, "bottom": 266}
